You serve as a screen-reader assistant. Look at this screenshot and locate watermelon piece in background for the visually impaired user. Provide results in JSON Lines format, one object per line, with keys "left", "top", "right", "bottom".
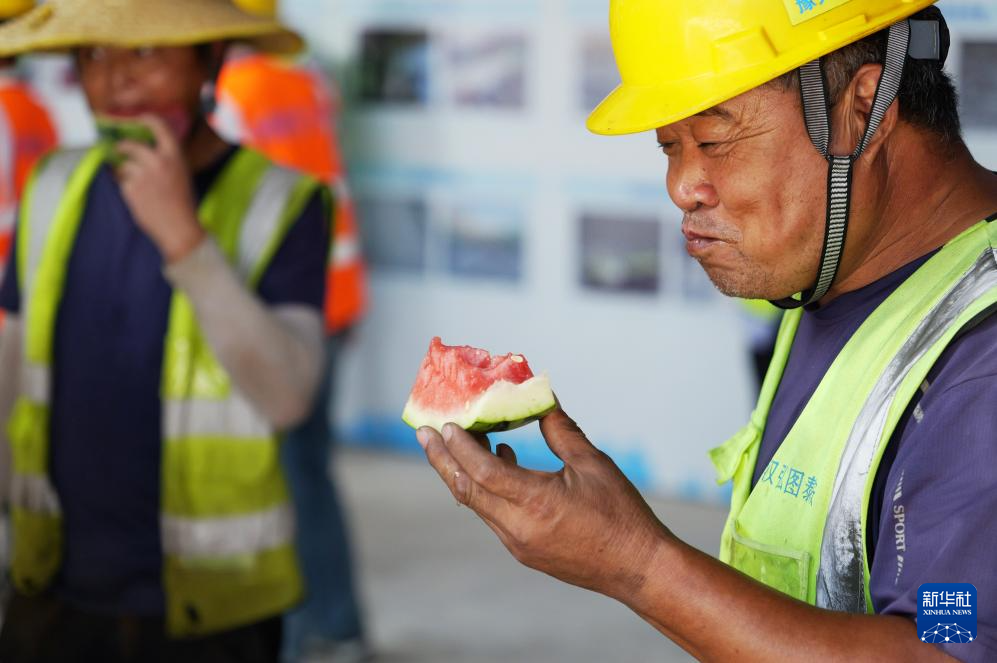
{"left": 402, "top": 337, "right": 556, "bottom": 433}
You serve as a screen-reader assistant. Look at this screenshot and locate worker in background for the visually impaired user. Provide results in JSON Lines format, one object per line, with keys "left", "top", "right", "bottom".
{"left": 739, "top": 299, "right": 781, "bottom": 390}
{"left": 0, "top": 1, "right": 329, "bottom": 661}
{"left": 214, "top": 5, "right": 370, "bottom": 658}
{"left": 417, "top": 1, "right": 997, "bottom": 660}
{"left": 0, "top": 0, "right": 58, "bottom": 312}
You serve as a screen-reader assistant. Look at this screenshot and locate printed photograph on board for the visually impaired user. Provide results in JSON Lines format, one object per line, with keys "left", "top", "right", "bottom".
{"left": 357, "top": 194, "right": 429, "bottom": 273}
{"left": 579, "top": 212, "right": 661, "bottom": 294}
{"left": 960, "top": 41, "right": 997, "bottom": 130}
{"left": 358, "top": 29, "right": 431, "bottom": 104}
{"left": 443, "top": 32, "right": 527, "bottom": 108}
{"left": 446, "top": 202, "right": 524, "bottom": 281}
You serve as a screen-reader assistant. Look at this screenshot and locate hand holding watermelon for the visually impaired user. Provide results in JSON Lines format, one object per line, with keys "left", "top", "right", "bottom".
{"left": 414, "top": 406, "right": 673, "bottom": 607}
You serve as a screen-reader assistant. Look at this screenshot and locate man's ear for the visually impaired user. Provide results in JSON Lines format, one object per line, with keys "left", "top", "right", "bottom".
{"left": 830, "top": 62, "right": 900, "bottom": 160}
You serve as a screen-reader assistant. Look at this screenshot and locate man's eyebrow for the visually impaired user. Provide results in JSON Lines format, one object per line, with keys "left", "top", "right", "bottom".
{"left": 695, "top": 106, "right": 735, "bottom": 121}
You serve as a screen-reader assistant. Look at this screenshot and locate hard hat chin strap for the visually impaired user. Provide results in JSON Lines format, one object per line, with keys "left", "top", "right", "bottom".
{"left": 771, "top": 19, "right": 912, "bottom": 310}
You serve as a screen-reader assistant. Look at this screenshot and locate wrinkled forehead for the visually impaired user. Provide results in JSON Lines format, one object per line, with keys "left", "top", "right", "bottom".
{"left": 655, "top": 82, "right": 797, "bottom": 134}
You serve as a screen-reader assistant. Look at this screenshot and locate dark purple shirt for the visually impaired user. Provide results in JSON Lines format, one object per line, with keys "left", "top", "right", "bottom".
{"left": 754, "top": 232, "right": 997, "bottom": 661}
{"left": 0, "top": 147, "right": 328, "bottom": 616}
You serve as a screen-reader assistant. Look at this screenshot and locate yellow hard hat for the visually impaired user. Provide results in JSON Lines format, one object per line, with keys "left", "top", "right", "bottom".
{"left": 233, "top": 0, "right": 276, "bottom": 18}
{"left": 588, "top": 0, "right": 939, "bottom": 136}
{"left": 0, "top": 0, "right": 33, "bottom": 20}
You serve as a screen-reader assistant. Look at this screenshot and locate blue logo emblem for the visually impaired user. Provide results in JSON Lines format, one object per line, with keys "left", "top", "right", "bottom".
{"left": 917, "top": 583, "right": 976, "bottom": 644}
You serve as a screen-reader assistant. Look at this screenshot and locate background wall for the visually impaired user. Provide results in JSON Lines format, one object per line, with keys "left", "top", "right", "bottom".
{"left": 25, "top": 0, "right": 997, "bottom": 503}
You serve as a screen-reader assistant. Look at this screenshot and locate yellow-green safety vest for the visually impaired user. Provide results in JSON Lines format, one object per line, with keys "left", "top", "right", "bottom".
{"left": 711, "top": 218, "right": 997, "bottom": 611}
{"left": 7, "top": 145, "right": 328, "bottom": 636}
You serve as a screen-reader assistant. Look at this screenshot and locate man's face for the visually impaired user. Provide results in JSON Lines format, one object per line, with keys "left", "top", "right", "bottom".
{"left": 76, "top": 45, "right": 212, "bottom": 141}
{"left": 657, "top": 84, "right": 828, "bottom": 300}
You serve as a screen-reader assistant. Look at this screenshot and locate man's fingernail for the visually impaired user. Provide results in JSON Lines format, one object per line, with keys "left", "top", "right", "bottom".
{"left": 442, "top": 424, "right": 454, "bottom": 443}
{"left": 416, "top": 428, "right": 431, "bottom": 449}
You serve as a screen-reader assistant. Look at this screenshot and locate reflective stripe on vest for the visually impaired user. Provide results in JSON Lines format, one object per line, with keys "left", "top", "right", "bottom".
{"left": 163, "top": 396, "right": 271, "bottom": 441}
{"left": 10, "top": 472, "right": 60, "bottom": 515}
{"left": 711, "top": 220, "right": 997, "bottom": 611}
{"left": 816, "top": 247, "right": 997, "bottom": 611}
{"left": 163, "top": 503, "right": 294, "bottom": 559}
{"left": 21, "top": 360, "right": 49, "bottom": 405}
{"left": 332, "top": 230, "right": 362, "bottom": 265}
{"left": 237, "top": 164, "right": 302, "bottom": 281}
{"left": 20, "top": 149, "right": 90, "bottom": 309}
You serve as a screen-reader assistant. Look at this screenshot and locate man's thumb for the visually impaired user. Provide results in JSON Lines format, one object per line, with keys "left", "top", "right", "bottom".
{"left": 539, "top": 404, "right": 597, "bottom": 463}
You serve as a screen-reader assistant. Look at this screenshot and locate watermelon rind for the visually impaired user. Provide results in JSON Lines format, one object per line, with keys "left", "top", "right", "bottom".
{"left": 402, "top": 374, "right": 556, "bottom": 434}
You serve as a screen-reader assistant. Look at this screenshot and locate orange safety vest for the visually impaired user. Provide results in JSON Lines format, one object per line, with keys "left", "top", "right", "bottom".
{"left": 215, "top": 54, "right": 367, "bottom": 333}
{"left": 0, "top": 76, "right": 58, "bottom": 324}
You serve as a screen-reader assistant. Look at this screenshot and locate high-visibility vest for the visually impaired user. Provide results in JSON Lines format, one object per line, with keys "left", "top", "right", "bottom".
{"left": 7, "top": 145, "right": 327, "bottom": 636}
{"left": 710, "top": 219, "right": 997, "bottom": 611}
{"left": 0, "top": 76, "right": 58, "bottom": 320}
{"left": 215, "top": 54, "right": 367, "bottom": 334}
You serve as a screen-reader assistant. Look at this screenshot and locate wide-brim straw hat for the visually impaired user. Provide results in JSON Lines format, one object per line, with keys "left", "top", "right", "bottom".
{"left": 0, "top": 0, "right": 303, "bottom": 58}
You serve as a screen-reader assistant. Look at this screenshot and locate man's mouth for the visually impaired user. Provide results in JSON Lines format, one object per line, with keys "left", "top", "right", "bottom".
{"left": 682, "top": 226, "right": 723, "bottom": 255}
{"left": 104, "top": 106, "right": 193, "bottom": 141}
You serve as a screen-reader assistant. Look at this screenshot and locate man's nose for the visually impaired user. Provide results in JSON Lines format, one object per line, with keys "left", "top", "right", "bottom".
{"left": 667, "top": 155, "right": 719, "bottom": 213}
{"left": 106, "top": 55, "right": 141, "bottom": 106}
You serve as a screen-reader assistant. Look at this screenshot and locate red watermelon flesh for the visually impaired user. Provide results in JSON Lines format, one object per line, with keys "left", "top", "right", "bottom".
{"left": 402, "top": 337, "right": 556, "bottom": 433}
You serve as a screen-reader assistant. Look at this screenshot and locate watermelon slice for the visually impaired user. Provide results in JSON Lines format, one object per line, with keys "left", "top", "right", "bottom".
{"left": 402, "top": 337, "right": 556, "bottom": 433}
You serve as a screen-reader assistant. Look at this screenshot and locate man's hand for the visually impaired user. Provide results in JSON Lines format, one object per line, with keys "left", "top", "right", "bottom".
{"left": 114, "top": 114, "right": 206, "bottom": 264}
{"left": 416, "top": 406, "right": 672, "bottom": 602}
{"left": 418, "top": 408, "right": 955, "bottom": 662}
